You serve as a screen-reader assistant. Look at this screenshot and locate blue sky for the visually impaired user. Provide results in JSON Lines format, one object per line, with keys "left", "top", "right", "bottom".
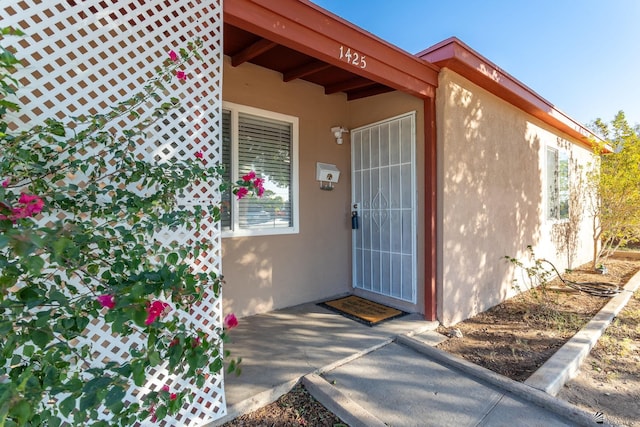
{"left": 311, "top": 0, "right": 640, "bottom": 128}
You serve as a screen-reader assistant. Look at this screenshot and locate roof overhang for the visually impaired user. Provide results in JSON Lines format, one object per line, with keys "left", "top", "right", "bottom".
{"left": 224, "top": 0, "right": 438, "bottom": 100}
{"left": 418, "top": 37, "right": 604, "bottom": 148}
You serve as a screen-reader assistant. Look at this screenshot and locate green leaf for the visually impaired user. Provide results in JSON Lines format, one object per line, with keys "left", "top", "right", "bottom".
{"left": 59, "top": 395, "right": 77, "bottom": 417}
{"left": 22, "top": 345, "right": 34, "bottom": 358}
{"left": 104, "top": 385, "right": 126, "bottom": 409}
{"left": 31, "top": 329, "right": 53, "bottom": 349}
{"left": 8, "top": 399, "right": 32, "bottom": 425}
{"left": 132, "top": 361, "right": 145, "bottom": 387}
{"left": 148, "top": 351, "right": 161, "bottom": 367}
{"left": 167, "top": 252, "right": 178, "bottom": 265}
{"left": 79, "top": 391, "right": 98, "bottom": 411}
{"left": 82, "top": 377, "right": 111, "bottom": 395}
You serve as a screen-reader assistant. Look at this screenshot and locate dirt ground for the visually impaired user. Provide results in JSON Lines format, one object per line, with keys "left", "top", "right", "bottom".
{"left": 557, "top": 281, "right": 640, "bottom": 426}
{"left": 222, "top": 255, "right": 640, "bottom": 427}
{"left": 436, "top": 255, "right": 640, "bottom": 426}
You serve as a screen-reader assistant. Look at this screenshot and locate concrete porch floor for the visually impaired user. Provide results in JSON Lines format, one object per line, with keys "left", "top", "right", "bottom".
{"left": 220, "top": 301, "right": 438, "bottom": 417}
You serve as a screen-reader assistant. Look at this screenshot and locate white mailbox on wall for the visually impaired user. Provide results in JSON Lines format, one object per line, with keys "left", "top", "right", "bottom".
{"left": 316, "top": 162, "right": 340, "bottom": 190}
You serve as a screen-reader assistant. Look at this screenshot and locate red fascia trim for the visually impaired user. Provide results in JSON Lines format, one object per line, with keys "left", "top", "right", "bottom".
{"left": 418, "top": 37, "right": 603, "bottom": 148}
{"left": 224, "top": 0, "right": 438, "bottom": 99}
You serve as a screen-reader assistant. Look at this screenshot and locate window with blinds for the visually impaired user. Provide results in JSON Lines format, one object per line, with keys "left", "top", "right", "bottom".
{"left": 221, "top": 102, "right": 299, "bottom": 236}
{"left": 546, "top": 146, "right": 569, "bottom": 220}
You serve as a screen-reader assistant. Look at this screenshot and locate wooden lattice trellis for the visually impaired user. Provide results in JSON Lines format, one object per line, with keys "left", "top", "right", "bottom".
{"left": 1, "top": 0, "right": 225, "bottom": 425}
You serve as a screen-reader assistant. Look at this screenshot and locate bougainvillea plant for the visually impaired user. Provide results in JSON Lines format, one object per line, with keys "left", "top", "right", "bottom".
{"left": 0, "top": 31, "right": 261, "bottom": 426}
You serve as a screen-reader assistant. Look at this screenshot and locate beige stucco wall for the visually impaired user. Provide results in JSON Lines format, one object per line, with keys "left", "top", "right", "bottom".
{"left": 436, "top": 68, "right": 595, "bottom": 326}
{"left": 221, "top": 57, "right": 352, "bottom": 316}
{"left": 221, "top": 58, "right": 428, "bottom": 317}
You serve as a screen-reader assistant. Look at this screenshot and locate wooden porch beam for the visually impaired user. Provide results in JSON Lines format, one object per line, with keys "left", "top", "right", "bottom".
{"left": 346, "top": 85, "right": 394, "bottom": 101}
{"left": 324, "top": 77, "right": 375, "bottom": 95}
{"left": 283, "top": 61, "right": 332, "bottom": 82}
{"left": 231, "top": 38, "right": 278, "bottom": 67}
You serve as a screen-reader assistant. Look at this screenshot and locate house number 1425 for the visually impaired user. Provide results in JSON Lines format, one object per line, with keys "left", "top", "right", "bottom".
{"left": 339, "top": 46, "right": 367, "bottom": 69}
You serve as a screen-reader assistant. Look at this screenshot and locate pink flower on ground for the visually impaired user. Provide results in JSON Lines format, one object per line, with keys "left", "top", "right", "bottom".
{"left": 235, "top": 187, "right": 248, "bottom": 200}
{"left": 242, "top": 171, "right": 256, "bottom": 182}
{"left": 1, "top": 178, "right": 9, "bottom": 187}
{"left": 168, "top": 50, "right": 179, "bottom": 62}
{"left": 145, "top": 300, "right": 170, "bottom": 325}
{"left": 176, "top": 70, "right": 187, "bottom": 80}
{"left": 224, "top": 313, "right": 239, "bottom": 330}
{"left": 97, "top": 294, "right": 116, "bottom": 309}
{"left": 195, "top": 151, "right": 204, "bottom": 159}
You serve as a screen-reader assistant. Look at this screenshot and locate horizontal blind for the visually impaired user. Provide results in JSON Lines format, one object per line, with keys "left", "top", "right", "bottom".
{"left": 221, "top": 110, "right": 232, "bottom": 230}
{"left": 238, "top": 113, "right": 293, "bottom": 229}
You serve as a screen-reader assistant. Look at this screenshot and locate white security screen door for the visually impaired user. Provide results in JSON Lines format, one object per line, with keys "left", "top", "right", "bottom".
{"left": 351, "top": 112, "right": 417, "bottom": 303}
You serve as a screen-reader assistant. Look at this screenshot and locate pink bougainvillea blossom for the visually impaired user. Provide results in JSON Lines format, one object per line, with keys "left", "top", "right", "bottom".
{"left": 160, "top": 385, "right": 177, "bottom": 400}
{"left": 192, "top": 336, "right": 201, "bottom": 347}
{"left": 149, "top": 404, "right": 157, "bottom": 423}
{"left": 176, "top": 70, "right": 187, "bottom": 80}
{"left": 235, "top": 187, "right": 248, "bottom": 200}
{"left": 3, "top": 193, "right": 45, "bottom": 221}
{"left": 242, "top": 171, "right": 256, "bottom": 182}
{"left": 1, "top": 178, "right": 9, "bottom": 187}
{"left": 145, "top": 300, "right": 170, "bottom": 325}
{"left": 168, "top": 50, "right": 179, "bottom": 62}
{"left": 97, "top": 294, "right": 116, "bottom": 309}
{"left": 195, "top": 151, "right": 204, "bottom": 159}
{"left": 253, "top": 178, "right": 265, "bottom": 197}
{"left": 224, "top": 313, "right": 238, "bottom": 330}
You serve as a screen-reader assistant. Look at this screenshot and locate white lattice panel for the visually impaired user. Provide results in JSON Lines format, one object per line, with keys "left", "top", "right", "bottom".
{"left": 1, "top": 0, "right": 225, "bottom": 425}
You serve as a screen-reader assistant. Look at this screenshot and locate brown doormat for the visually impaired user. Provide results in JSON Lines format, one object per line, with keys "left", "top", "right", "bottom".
{"left": 319, "top": 295, "right": 408, "bottom": 326}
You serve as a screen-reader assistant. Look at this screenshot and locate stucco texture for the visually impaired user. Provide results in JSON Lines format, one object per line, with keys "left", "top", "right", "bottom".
{"left": 436, "top": 69, "right": 595, "bottom": 326}
{"left": 221, "top": 58, "right": 427, "bottom": 318}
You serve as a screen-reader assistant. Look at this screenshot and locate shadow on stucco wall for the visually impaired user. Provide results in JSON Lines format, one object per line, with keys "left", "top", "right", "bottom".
{"left": 439, "top": 74, "right": 543, "bottom": 325}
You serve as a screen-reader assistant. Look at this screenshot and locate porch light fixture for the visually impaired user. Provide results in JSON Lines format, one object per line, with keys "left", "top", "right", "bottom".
{"left": 316, "top": 162, "right": 340, "bottom": 190}
{"left": 331, "top": 126, "right": 349, "bottom": 144}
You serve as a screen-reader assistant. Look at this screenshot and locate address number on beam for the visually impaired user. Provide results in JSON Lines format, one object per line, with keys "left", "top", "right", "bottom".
{"left": 339, "top": 46, "right": 367, "bottom": 69}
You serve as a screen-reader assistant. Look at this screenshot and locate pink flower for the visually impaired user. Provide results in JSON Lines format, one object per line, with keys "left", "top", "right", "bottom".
{"left": 168, "top": 50, "right": 178, "bottom": 62}
{"left": 235, "top": 187, "right": 248, "bottom": 200}
{"left": 242, "top": 171, "right": 256, "bottom": 182}
{"left": 195, "top": 151, "right": 203, "bottom": 159}
{"left": 192, "top": 336, "right": 201, "bottom": 348}
{"left": 253, "top": 178, "right": 265, "bottom": 197}
{"left": 149, "top": 404, "right": 157, "bottom": 422}
{"left": 176, "top": 70, "right": 187, "bottom": 80}
{"left": 145, "top": 300, "right": 170, "bottom": 325}
{"left": 224, "top": 313, "right": 238, "bottom": 330}
{"left": 169, "top": 338, "right": 179, "bottom": 347}
{"left": 161, "top": 385, "right": 177, "bottom": 400}
{"left": 1, "top": 178, "right": 9, "bottom": 187}
{"left": 97, "top": 294, "right": 116, "bottom": 309}
{"left": 10, "top": 193, "right": 44, "bottom": 219}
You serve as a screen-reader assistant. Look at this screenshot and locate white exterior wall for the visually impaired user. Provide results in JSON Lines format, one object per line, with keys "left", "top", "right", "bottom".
{"left": 436, "top": 69, "right": 595, "bottom": 326}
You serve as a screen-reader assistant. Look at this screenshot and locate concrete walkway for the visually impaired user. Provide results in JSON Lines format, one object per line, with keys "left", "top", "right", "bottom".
{"left": 207, "top": 296, "right": 616, "bottom": 427}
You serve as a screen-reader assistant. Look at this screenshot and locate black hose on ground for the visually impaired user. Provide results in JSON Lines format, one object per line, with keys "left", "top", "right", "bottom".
{"left": 541, "top": 259, "right": 621, "bottom": 297}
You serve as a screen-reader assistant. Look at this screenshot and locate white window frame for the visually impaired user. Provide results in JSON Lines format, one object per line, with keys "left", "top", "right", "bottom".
{"left": 221, "top": 101, "right": 299, "bottom": 238}
{"left": 546, "top": 146, "right": 569, "bottom": 221}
